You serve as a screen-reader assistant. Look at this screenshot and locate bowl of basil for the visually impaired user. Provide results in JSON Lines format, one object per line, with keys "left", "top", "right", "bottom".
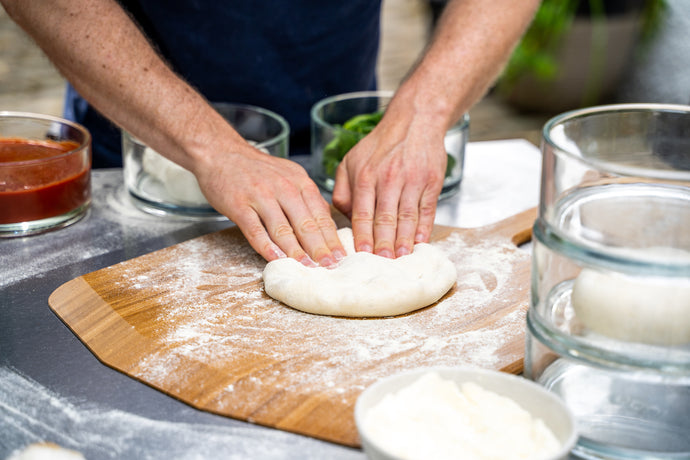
{"left": 310, "top": 91, "right": 469, "bottom": 199}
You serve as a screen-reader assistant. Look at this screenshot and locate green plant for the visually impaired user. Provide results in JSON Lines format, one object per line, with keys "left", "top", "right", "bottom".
{"left": 321, "top": 111, "right": 456, "bottom": 178}
{"left": 501, "top": 0, "right": 580, "bottom": 87}
{"left": 322, "top": 111, "right": 383, "bottom": 177}
{"left": 500, "top": 0, "right": 667, "bottom": 89}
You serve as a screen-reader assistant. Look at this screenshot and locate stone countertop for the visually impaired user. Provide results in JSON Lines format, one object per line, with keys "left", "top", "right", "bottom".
{"left": 0, "top": 139, "right": 542, "bottom": 459}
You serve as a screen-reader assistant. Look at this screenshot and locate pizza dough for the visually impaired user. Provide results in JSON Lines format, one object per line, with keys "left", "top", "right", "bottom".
{"left": 141, "top": 142, "right": 269, "bottom": 206}
{"left": 571, "top": 268, "right": 690, "bottom": 345}
{"left": 262, "top": 228, "right": 457, "bottom": 317}
{"left": 8, "top": 443, "right": 85, "bottom": 460}
{"left": 142, "top": 147, "right": 208, "bottom": 205}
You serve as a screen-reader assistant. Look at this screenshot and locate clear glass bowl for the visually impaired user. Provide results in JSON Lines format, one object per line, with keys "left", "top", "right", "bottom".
{"left": 310, "top": 91, "right": 468, "bottom": 199}
{"left": 0, "top": 111, "right": 91, "bottom": 237}
{"left": 525, "top": 103, "right": 690, "bottom": 459}
{"left": 123, "top": 103, "right": 289, "bottom": 219}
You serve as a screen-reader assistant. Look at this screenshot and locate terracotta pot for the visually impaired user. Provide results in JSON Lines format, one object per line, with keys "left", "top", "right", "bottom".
{"left": 498, "top": 11, "right": 643, "bottom": 113}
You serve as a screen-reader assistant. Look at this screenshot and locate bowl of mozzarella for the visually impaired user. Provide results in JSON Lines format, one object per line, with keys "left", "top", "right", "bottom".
{"left": 122, "top": 102, "right": 289, "bottom": 219}
{"left": 355, "top": 366, "right": 577, "bottom": 460}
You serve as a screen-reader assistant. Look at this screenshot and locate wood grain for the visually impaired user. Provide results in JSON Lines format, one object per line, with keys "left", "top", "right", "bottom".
{"left": 49, "top": 207, "right": 537, "bottom": 447}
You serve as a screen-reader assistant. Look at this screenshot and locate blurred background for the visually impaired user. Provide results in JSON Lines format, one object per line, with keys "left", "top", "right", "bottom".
{"left": 1, "top": 0, "right": 689, "bottom": 146}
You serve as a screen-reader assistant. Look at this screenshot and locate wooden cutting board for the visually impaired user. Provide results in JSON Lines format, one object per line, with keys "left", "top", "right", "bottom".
{"left": 49, "top": 208, "right": 536, "bottom": 447}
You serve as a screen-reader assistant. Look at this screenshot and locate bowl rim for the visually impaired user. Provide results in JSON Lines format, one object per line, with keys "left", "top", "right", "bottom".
{"left": 0, "top": 111, "right": 92, "bottom": 166}
{"left": 212, "top": 102, "right": 290, "bottom": 151}
{"left": 354, "top": 365, "right": 578, "bottom": 460}
{"left": 310, "top": 91, "right": 469, "bottom": 134}
{"left": 542, "top": 102, "right": 690, "bottom": 182}
{"left": 122, "top": 102, "right": 290, "bottom": 153}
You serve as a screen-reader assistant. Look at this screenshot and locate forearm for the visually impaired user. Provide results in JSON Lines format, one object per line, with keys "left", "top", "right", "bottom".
{"left": 1, "top": 0, "right": 346, "bottom": 266}
{"left": 332, "top": 0, "right": 539, "bottom": 255}
{"left": 1, "top": 0, "right": 241, "bottom": 172}
{"left": 391, "top": 0, "right": 540, "bottom": 130}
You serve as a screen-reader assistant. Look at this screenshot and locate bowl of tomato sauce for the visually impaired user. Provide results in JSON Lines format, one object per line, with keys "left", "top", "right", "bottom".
{"left": 0, "top": 112, "right": 91, "bottom": 237}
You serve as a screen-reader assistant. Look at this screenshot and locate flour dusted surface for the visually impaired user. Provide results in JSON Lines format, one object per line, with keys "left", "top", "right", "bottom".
{"left": 92, "top": 224, "right": 530, "bottom": 444}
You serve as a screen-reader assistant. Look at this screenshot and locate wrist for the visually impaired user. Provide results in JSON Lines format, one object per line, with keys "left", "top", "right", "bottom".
{"left": 178, "top": 105, "right": 248, "bottom": 176}
{"left": 394, "top": 74, "right": 466, "bottom": 133}
{"left": 386, "top": 82, "right": 454, "bottom": 140}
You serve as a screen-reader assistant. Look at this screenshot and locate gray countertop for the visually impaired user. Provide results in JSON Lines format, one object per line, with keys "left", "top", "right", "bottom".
{"left": 0, "top": 139, "right": 542, "bottom": 459}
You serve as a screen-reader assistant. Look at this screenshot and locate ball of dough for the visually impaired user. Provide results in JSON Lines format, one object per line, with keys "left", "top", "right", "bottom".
{"left": 262, "top": 228, "right": 457, "bottom": 317}
{"left": 142, "top": 147, "right": 208, "bottom": 205}
{"left": 571, "top": 268, "right": 690, "bottom": 346}
{"left": 141, "top": 141, "right": 268, "bottom": 206}
{"left": 8, "top": 443, "right": 85, "bottom": 460}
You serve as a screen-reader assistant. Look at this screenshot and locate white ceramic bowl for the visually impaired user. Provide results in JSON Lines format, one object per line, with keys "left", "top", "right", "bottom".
{"left": 355, "top": 366, "right": 577, "bottom": 460}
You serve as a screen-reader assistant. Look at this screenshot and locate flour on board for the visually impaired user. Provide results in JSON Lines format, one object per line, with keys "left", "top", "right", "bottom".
{"left": 107, "top": 229, "right": 529, "bottom": 417}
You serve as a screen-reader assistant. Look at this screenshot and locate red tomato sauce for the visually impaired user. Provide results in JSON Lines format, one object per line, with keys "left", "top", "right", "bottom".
{"left": 0, "top": 138, "right": 91, "bottom": 224}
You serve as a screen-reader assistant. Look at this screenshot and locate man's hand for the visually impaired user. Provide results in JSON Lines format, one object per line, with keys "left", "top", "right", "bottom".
{"left": 333, "top": 0, "right": 540, "bottom": 258}
{"left": 331, "top": 109, "right": 447, "bottom": 258}
{"left": 194, "top": 142, "right": 345, "bottom": 267}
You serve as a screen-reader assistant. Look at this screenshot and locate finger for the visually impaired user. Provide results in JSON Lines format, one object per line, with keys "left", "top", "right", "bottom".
{"left": 298, "top": 181, "right": 346, "bottom": 263}
{"left": 311, "top": 205, "right": 347, "bottom": 262}
{"left": 348, "top": 170, "right": 377, "bottom": 254}
{"left": 252, "top": 198, "right": 317, "bottom": 267}
{"left": 415, "top": 182, "right": 442, "bottom": 244}
{"left": 272, "top": 179, "right": 338, "bottom": 267}
{"left": 394, "top": 184, "right": 421, "bottom": 257}
{"left": 332, "top": 159, "right": 353, "bottom": 221}
{"left": 372, "top": 179, "right": 403, "bottom": 259}
{"left": 231, "top": 208, "right": 291, "bottom": 263}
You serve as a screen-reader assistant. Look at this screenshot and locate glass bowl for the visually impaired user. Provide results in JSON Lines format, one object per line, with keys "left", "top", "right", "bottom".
{"left": 526, "top": 103, "right": 690, "bottom": 459}
{"left": 310, "top": 91, "right": 468, "bottom": 199}
{"left": 123, "top": 102, "right": 289, "bottom": 219}
{"left": 0, "top": 111, "right": 91, "bottom": 237}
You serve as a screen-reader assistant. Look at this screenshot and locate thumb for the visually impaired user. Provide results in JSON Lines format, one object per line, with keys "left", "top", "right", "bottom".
{"left": 331, "top": 158, "right": 353, "bottom": 219}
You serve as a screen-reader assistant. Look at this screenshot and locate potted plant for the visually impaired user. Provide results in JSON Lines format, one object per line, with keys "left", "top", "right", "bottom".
{"left": 496, "top": 0, "right": 667, "bottom": 113}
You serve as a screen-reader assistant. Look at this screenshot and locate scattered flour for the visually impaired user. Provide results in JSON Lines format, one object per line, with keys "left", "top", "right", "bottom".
{"left": 0, "top": 367, "right": 359, "bottom": 460}
{"left": 362, "top": 372, "right": 560, "bottom": 460}
{"left": 98, "top": 226, "right": 530, "bottom": 429}
{"left": 2, "top": 171, "right": 229, "bottom": 290}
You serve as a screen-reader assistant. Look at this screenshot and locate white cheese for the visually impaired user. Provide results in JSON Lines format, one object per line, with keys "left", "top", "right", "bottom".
{"left": 363, "top": 372, "right": 560, "bottom": 460}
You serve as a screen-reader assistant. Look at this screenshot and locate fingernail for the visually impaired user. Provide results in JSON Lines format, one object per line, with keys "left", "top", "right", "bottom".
{"left": 376, "top": 248, "right": 394, "bottom": 259}
{"left": 332, "top": 249, "right": 346, "bottom": 261}
{"left": 415, "top": 232, "right": 426, "bottom": 243}
{"left": 271, "top": 245, "right": 287, "bottom": 259}
{"left": 318, "top": 255, "right": 336, "bottom": 268}
{"left": 300, "top": 255, "right": 318, "bottom": 267}
{"left": 358, "top": 243, "right": 373, "bottom": 253}
{"left": 396, "top": 246, "right": 410, "bottom": 257}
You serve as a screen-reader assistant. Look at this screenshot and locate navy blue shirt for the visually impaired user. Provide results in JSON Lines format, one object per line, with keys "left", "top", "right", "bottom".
{"left": 65, "top": 0, "right": 382, "bottom": 168}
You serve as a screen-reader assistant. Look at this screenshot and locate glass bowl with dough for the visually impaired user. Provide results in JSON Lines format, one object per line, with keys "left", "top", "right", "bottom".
{"left": 310, "top": 91, "right": 468, "bottom": 199}
{"left": 122, "top": 102, "right": 289, "bottom": 218}
{"left": 525, "top": 103, "right": 690, "bottom": 459}
{"left": 0, "top": 111, "right": 91, "bottom": 237}
{"left": 354, "top": 366, "right": 577, "bottom": 460}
